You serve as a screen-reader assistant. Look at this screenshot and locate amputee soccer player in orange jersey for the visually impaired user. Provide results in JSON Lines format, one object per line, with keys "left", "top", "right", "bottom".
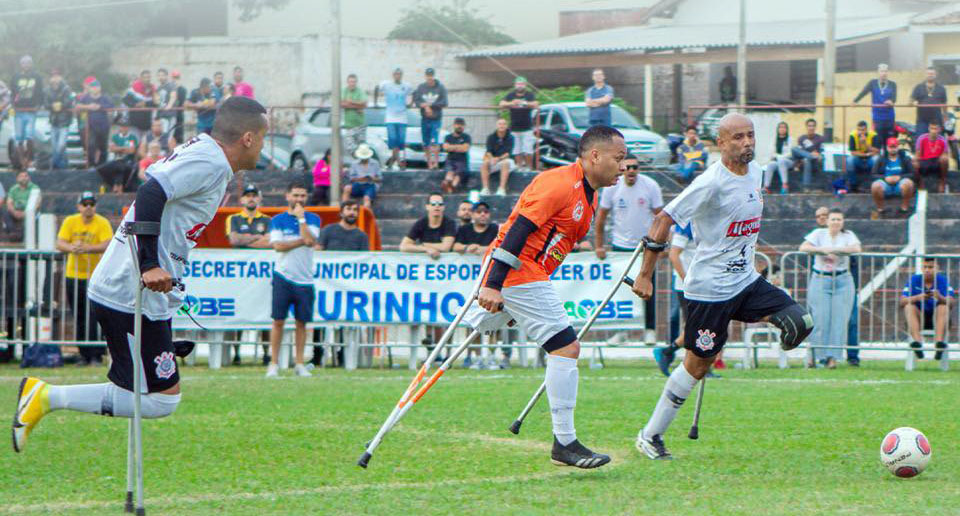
{"left": 465, "top": 125, "right": 627, "bottom": 468}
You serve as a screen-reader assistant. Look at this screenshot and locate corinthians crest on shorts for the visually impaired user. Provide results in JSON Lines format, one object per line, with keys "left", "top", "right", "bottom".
{"left": 154, "top": 351, "right": 177, "bottom": 380}
{"left": 695, "top": 329, "right": 717, "bottom": 352}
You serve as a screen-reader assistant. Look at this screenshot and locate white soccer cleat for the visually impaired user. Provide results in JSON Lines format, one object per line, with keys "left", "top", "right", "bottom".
{"left": 265, "top": 364, "right": 279, "bottom": 378}
{"left": 636, "top": 431, "right": 673, "bottom": 460}
{"left": 294, "top": 364, "right": 312, "bottom": 377}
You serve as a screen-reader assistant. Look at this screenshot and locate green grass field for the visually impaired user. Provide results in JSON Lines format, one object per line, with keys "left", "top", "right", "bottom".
{"left": 0, "top": 360, "right": 958, "bottom": 515}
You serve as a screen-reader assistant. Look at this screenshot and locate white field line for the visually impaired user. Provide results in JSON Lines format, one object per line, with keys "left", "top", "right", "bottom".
{"left": 0, "top": 430, "right": 619, "bottom": 514}
{"left": 0, "top": 374, "right": 954, "bottom": 387}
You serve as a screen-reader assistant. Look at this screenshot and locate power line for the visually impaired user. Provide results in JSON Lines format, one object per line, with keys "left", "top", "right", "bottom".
{"left": 4, "top": 0, "right": 164, "bottom": 17}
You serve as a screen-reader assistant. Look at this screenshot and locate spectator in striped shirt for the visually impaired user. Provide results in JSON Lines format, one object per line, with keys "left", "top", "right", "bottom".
{"left": 914, "top": 120, "right": 949, "bottom": 192}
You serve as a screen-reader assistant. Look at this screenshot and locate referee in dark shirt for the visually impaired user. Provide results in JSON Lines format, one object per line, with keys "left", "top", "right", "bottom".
{"left": 226, "top": 184, "right": 272, "bottom": 364}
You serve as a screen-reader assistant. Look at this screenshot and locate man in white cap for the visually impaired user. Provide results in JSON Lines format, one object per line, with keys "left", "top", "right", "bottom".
{"left": 341, "top": 143, "right": 382, "bottom": 209}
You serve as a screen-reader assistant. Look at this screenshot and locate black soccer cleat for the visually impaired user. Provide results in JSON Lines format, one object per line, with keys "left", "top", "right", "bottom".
{"left": 550, "top": 437, "right": 610, "bottom": 469}
{"left": 910, "top": 341, "right": 924, "bottom": 359}
{"left": 935, "top": 341, "right": 947, "bottom": 361}
{"left": 636, "top": 432, "right": 673, "bottom": 460}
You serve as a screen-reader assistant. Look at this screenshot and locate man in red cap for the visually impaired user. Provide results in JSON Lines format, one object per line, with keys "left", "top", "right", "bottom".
{"left": 870, "top": 137, "right": 915, "bottom": 216}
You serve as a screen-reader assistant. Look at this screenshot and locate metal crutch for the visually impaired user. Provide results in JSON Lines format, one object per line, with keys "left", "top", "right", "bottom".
{"left": 124, "top": 221, "right": 159, "bottom": 515}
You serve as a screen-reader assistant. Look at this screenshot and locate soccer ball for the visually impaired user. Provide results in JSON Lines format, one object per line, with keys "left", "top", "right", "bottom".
{"left": 880, "top": 427, "right": 931, "bottom": 478}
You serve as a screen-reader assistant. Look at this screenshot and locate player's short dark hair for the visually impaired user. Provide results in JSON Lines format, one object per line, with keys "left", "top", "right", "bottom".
{"left": 157, "top": 68, "right": 168, "bottom": 75}
{"left": 234, "top": 66, "right": 243, "bottom": 72}
{"left": 341, "top": 199, "right": 360, "bottom": 211}
{"left": 140, "top": 69, "right": 150, "bottom": 76}
{"left": 806, "top": 118, "right": 816, "bottom": 125}
{"left": 929, "top": 120, "right": 941, "bottom": 128}
{"left": 428, "top": 191, "right": 444, "bottom": 200}
{"left": 214, "top": 71, "right": 223, "bottom": 77}
{"left": 212, "top": 96, "right": 268, "bottom": 143}
{"left": 347, "top": 73, "right": 357, "bottom": 80}
{"left": 857, "top": 120, "right": 868, "bottom": 128}
{"left": 828, "top": 208, "right": 844, "bottom": 216}
{"left": 924, "top": 256, "right": 936, "bottom": 263}
{"left": 578, "top": 125, "right": 624, "bottom": 156}
{"left": 287, "top": 180, "right": 308, "bottom": 192}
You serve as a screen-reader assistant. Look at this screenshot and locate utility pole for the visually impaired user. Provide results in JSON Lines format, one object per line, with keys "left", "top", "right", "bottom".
{"left": 823, "top": 0, "right": 837, "bottom": 141}
{"left": 329, "top": 0, "right": 342, "bottom": 206}
{"left": 737, "top": 0, "right": 747, "bottom": 112}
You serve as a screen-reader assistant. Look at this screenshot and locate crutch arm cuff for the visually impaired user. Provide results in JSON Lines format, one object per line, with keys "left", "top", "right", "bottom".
{"left": 485, "top": 215, "right": 537, "bottom": 291}
{"left": 133, "top": 179, "right": 168, "bottom": 272}
{"left": 491, "top": 247, "right": 522, "bottom": 270}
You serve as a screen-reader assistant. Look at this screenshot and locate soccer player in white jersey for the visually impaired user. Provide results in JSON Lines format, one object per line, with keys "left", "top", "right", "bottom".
{"left": 12, "top": 97, "right": 269, "bottom": 452}
{"left": 630, "top": 114, "right": 814, "bottom": 460}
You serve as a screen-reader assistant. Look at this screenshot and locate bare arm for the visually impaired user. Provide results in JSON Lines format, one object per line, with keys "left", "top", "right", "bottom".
{"left": 593, "top": 208, "right": 608, "bottom": 251}
{"left": 273, "top": 239, "right": 305, "bottom": 252}
{"left": 228, "top": 232, "right": 255, "bottom": 247}
{"left": 799, "top": 241, "right": 820, "bottom": 254}
{"left": 668, "top": 246, "right": 685, "bottom": 281}
{"left": 248, "top": 234, "right": 272, "bottom": 249}
{"left": 55, "top": 238, "right": 74, "bottom": 253}
{"left": 452, "top": 242, "right": 467, "bottom": 253}
{"left": 299, "top": 222, "right": 317, "bottom": 247}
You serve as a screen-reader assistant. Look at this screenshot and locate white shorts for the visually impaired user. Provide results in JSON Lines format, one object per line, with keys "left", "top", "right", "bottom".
{"left": 464, "top": 281, "right": 572, "bottom": 347}
{"left": 487, "top": 156, "right": 515, "bottom": 172}
{"left": 513, "top": 130, "right": 536, "bottom": 155}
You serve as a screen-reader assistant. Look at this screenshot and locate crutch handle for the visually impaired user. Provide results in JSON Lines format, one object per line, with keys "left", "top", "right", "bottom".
{"left": 622, "top": 276, "right": 634, "bottom": 287}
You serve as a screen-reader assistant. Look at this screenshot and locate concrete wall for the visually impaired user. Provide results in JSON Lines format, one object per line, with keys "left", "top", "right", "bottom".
{"left": 924, "top": 32, "right": 960, "bottom": 63}
{"left": 111, "top": 35, "right": 508, "bottom": 110}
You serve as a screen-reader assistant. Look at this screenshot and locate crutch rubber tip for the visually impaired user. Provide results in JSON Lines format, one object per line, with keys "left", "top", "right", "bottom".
{"left": 508, "top": 420, "right": 522, "bottom": 435}
{"left": 125, "top": 492, "right": 134, "bottom": 513}
{"left": 688, "top": 426, "right": 699, "bottom": 440}
{"left": 357, "top": 452, "right": 372, "bottom": 468}
{"left": 136, "top": 508, "right": 145, "bottom": 516}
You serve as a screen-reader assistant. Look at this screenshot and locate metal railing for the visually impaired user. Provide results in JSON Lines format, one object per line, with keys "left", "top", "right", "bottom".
{"left": 780, "top": 251, "right": 955, "bottom": 370}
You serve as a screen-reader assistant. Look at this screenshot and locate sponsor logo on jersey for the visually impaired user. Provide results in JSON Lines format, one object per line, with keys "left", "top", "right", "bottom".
{"left": 541, "top": 232, "right": 567, "bottom": 266}
{"left": 726, "top": 217, "right": 761, "bottom": 237}
{"left": 185, "top": 223, "right": 208, "bottom": 242}
{"left": 154, "top": 351, "right": 177, "bottom": 380}
{"left": 695, "top": 329, "right": 717, "bottom": 352}
{"left": 572, "top": 201, "right": 584, "bottom": 222}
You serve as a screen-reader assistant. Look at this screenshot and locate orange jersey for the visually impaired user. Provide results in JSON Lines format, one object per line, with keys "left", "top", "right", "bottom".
{"left": 489, "top": 161, "right": 597, "bottom": 288}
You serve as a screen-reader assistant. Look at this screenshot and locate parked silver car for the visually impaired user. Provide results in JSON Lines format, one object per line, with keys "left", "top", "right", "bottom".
{"left": 536, "top": 102, "right": 670, "bottom": 166}
{"left": 0, "top": 112, "right": 85, "bottom": 169}
{"left": 289, "top": 107, "right": 445, "bottom": 171}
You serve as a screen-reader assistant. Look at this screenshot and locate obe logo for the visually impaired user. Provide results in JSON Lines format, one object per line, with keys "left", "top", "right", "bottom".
{"left": 695, "top": 329, "right": 717, "bottom": 352}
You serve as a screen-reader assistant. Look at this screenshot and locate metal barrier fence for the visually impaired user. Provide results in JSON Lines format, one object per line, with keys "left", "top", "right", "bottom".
{"left": 0, "top": 249, "right": 786, "bottom": 371}
{"left": 780, "top": 251, "right": 955, "bottom": 371}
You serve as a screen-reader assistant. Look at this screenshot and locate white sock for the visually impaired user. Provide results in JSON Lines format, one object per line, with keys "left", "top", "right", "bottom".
{"left": 48, "top": 383, "right": 180, "bottom": 419}
{"left": 642, "top": 363, "right": 697, "bottom": 439}
{"left": 545, "top": 354, "right": 578, "bottom": 446}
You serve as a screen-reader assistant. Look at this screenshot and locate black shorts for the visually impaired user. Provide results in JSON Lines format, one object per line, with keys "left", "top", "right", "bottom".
{"left": 683, "top": 277, "right": 796, "bottom": 358}
{"left": 91, "top": 300, "right": 179, "bottom": 393}
{"left": 271, "top": 274, "right": 315, "bottom": 322}
{"left": 677, "top": 291, "right": 689, "bottom": 321}
{"left": 444, "top": 159, "right": 469, "bottom": 182}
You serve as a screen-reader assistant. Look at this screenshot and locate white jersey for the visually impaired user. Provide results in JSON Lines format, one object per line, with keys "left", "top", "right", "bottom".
{"left": 670, "top": 224, "right": 697, "bottom": 291}
{"left": 88, "top": 134, "right": 233, "bottom": 320}
{"left": 663, "top": 160, "right": 763, "bottom": 302}
{"left": 803, "top": 228, "right": 860, "bottom": 273}
{"left": 379, "top": 81, "right": 412, "bottom": 124}
{"left": 598, "top": 174, "right": 663, "bottom": 249}
{"left": 270, "top": 212, "right": 323, "bottom": 285}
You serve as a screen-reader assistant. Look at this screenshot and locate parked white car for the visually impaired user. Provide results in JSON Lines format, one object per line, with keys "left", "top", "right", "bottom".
{"left": 536, "top": 102, "right": 670, "bottom": 166}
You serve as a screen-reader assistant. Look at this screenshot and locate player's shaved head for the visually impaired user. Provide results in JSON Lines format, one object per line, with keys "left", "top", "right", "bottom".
{"left": 716, "top": 113, "right": 755, "bottom": 168}
{"left": 578, "top": 125, "right": 624, "bottom": 157}
{"left": 213, "top": 96, "right": 268, "bottom": 143}
{"left": 213, "top": 96, "right": 269, "bottom": 171}
{"left": 579, "top": 125, "right": 627, "bottom": 189}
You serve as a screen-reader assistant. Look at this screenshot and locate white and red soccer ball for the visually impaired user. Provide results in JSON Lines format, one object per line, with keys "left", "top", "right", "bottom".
{"left": 880, "top": 427, "right": 931, "bottom": 478}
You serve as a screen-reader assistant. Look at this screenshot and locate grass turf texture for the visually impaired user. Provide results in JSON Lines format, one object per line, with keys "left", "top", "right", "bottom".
{"left": 0, "top": 360, "right": 957, "bottom": 515}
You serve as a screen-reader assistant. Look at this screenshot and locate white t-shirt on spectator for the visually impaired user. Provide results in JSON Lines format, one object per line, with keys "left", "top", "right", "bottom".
{"left": 379, "top": 81, "right": 412, "bottom": 125}
{"left": 598, "top": 174, "right": 663, "bottom": 249}
{"left": 663, "top": 160, "right": 764, "bottom": 302}
{"left": 671, "top": 225, "right": 698, "bottom": 292}
{"left": 89, "top": 134, "right": 233, "bottom": 320}
{"left": 270, "top": 212, "right": 323, "bottom": 285}
{"left": 803, "top": 228, "right": 860, "bottom": 273}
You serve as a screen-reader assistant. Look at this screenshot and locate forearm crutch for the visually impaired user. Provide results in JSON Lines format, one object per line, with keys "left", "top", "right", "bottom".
{"left": 358, "top": 258, "right": 491, "bottom": 468}
{"left": 688, "top": 377, "right": 705, "bottom": 440}
{"left": 508, "top": 243, "right": 646, "bottom": 435}
{"left": 123, "top": 221, "right": 158, "bottom": 515}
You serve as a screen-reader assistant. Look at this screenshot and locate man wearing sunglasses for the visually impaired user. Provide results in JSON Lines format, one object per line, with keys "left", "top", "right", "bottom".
{"left": 595, "top": 153, "right": 663, "bottom": 344}
{"left": 55, "top": 192, "right": 113, "bottom": 365}
{"left": 400, "top": 193, "right": 456, "bottom": 259}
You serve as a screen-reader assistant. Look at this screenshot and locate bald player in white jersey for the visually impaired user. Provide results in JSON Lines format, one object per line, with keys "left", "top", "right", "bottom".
{"left": 12, "top": 97, "right": 269, "bottom": 453}
{"left": 630, "top": 113, "right": 814, "bottom": 460}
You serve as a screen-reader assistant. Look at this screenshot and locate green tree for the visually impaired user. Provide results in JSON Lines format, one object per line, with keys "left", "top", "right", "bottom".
{"left": 388, "top": 0, "right": 515, "bottom": 46}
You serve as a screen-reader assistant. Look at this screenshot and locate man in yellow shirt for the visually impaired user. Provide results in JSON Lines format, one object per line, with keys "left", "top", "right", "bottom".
{"left": 56, "top": 192, "right": 113, "bottom": 365}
